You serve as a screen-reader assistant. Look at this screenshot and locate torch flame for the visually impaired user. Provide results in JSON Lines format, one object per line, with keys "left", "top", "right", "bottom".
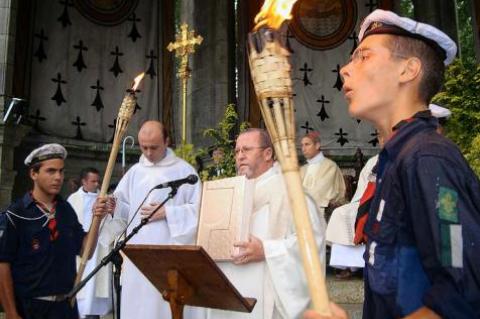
{"left": 254, "top": 0, "right": 298, "bottom": 30}
{"left": 132, "top": 72, "right": 145, "bottom": 91}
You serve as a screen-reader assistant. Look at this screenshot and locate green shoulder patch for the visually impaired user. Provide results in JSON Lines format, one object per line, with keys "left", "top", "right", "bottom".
{"left": 438, "top": 186, "right": 459, "bottom": 223}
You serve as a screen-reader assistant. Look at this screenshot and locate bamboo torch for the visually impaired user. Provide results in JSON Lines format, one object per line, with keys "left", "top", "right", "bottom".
{"left": 72, "top": 73, "right": 145, "bottom": 300}
{"left": 247, "top": 0, "right": 331, "bottom": 315}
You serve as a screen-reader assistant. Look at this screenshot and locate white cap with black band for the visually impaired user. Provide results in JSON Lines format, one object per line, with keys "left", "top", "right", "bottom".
{"left": 359, "top": 9, "right": 457, "bottom": 65}
{"left": 24, "top": 143, "right": 67, "bottom": 166}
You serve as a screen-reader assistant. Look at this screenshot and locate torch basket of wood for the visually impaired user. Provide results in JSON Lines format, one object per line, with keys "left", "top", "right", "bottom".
{"left": 247, "top": 28, "right": 330, "bottom": 314}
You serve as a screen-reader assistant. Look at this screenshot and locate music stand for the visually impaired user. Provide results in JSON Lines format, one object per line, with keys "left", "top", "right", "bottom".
{"left": 123, "top": 245, "right": 256, "bottom": 319}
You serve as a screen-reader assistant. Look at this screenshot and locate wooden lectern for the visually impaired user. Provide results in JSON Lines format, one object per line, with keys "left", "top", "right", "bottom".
{"left": 123, "top": 245, "right": 256, "bottom": 319}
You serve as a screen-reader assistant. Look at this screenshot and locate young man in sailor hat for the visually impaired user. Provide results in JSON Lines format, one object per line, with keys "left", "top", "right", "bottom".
{"left": 305, "top": 8, "right": 480, "bottom": 319}
{"left": 0, "top": 143, "right": 110, "bottom": 319}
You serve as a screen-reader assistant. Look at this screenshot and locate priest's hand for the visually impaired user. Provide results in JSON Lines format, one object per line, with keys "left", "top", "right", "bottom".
{"left": 232, "top": 235, "right": 265, "bottom": 265}
{"left": 93, "top": 196, "right": 114, "bottom": 218}
{"left": 140, "top": 202, "right": 166, "bottom": 222}
{"left": 303, "top": 303, "right": 348, "bottom": 319}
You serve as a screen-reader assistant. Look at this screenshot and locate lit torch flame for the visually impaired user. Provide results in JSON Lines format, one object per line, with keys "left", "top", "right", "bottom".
{"left": 132, "top": 72, "right": 145, "bottom": 91}
{"left": 254, "top": 0, "right": 298, "bottom": 30}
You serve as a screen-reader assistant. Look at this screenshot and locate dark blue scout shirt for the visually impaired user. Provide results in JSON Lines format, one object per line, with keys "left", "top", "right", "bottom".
{"left": 363, "top": 111, "right": 480, "bottom": 319}
{"left": 0, "top": 192, "right": 86, "bottom": 298}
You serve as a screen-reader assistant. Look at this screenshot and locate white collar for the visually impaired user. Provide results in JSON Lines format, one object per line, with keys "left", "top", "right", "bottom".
{"left": 307, "top": 151, "right": 325, "bottom": 164}
{"left": 253, "top": 166, "right": 277, "bottom": 187}
{"left": 79, "top": 187, "right": 98, "bottom": 196}
{"left": 139, "top": 148, "right": 177, "bottom": 167}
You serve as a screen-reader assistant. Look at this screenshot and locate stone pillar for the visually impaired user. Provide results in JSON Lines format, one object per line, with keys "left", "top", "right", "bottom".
{"left": 0, "top": 0, "right": 29, "bottom": 208}
{"left": 176, "top": 0, "right": 235, "bottom": 147}
{"left": 413, "top": 0, "right": 459, "bottom": 45}
{"left": 473, "top": 0, "right": 480, "bottom": 62}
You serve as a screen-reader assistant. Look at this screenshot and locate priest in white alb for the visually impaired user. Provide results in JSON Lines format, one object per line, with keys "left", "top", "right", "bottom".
{"left": 205, "top": 128, "right": 326, "bottom": 319}
{"left": 67, "top": 167, "right": 112, "bottom": 319}
{"left": 300, "top": 132, "right": 346, "bottom": 217}
{"left": 98, "top": 121, "right": 202, "bottom": 319}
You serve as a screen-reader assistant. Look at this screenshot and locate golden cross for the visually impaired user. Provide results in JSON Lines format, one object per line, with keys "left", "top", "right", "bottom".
{"left": 167, "top": 23, "right": 203, "bottom": 65}
{"left": 167, "top": 23, "right": 203, "bottom": 144}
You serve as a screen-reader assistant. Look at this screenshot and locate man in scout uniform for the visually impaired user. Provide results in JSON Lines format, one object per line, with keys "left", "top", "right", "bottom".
{"left": 0, "top": 143, "right": 109, "bottom": 319}
{"left": 305, "top": 9, "right": 480, "bottom": 319}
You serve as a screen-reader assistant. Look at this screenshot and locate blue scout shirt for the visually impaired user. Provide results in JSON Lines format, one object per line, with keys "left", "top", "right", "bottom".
{"left": 363, "top": 111, "right": 480, "bottom": 318}
{"left": 0, "top": 192, "right": 85, "bottom": 298}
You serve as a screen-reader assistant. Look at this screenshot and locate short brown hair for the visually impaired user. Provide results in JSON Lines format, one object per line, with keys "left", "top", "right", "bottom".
{"left": 384, "top": 35, "right": 445, "bottom": 104}
{"left": 241, "top": 128, "right": 273, "bottom": 150}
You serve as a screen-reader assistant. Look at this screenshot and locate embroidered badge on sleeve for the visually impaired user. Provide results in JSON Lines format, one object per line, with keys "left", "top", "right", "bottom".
{"left": 438, "top": 186, "right": 459, "bottom": 223}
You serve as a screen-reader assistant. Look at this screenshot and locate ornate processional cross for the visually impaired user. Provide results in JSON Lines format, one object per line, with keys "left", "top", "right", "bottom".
{"left": 167, "top": 23, "right": 203, "bottom": 143}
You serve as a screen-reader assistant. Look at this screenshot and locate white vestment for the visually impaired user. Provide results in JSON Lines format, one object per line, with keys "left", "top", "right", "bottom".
{"left": 300, "top": 152, "right": 346, "bottom": 215}
{"left": 67, "top": 187, "right": 112, "bottom": 317}
{"left": 100, "top": 148, "right": 202, "bottom": 319}
{"left": 326, "top": 155, "right": 378, "bottom": 268}
{"left": 205, "top": 166, "right": 327, "bottom": 319}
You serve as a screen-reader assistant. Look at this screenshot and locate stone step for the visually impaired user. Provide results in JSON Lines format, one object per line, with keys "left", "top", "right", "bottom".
{"left": 326, "top": 273, "right": 364, "bottom": 318}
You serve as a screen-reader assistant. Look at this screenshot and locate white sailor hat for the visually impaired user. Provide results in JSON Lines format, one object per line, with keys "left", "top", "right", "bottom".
{"left": 24, "top": 143, "right": 67, "bottom": 166}
{"left": 359, "top": 9, "right": 457, "bottom": 65}
{"left": 429, "top": 103, "right": 452, "bottom": 119}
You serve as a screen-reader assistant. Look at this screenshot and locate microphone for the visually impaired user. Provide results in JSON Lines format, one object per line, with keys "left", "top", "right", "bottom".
{"left": 153, "top": 174, "right": 199, "bottom": 190}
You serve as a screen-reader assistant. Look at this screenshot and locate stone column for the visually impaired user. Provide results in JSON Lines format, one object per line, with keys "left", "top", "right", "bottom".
{"left": 176, "top": 0, "right": 235, "bottom": 147}
{"left": 0, "top": 0, "right": 30, "bottom": 208}
{"left": 472, "top": 0, "right": 480, "bottom": 62}
{"left": 413, "top": 0, "right": 459, "bottom": 45}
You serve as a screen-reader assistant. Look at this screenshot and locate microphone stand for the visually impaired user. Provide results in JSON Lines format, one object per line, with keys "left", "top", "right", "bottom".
{"left": 65, "top": 185, "right": 179, "bottom": 319}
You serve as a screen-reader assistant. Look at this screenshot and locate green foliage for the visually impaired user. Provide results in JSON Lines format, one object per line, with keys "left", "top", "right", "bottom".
{"left": 457, "top": 0, "right": 476, "bottom": 63}
{"left": 174, "top": 143, "right": 205, "bottom": 168}
{"left": 202, "top": 104, "right": 250, "bottom": 180}
{"left": 433, "top": 59, "right": 480, "bottom": 176}
{"left": 466, "top": 135, "right": 480, "bottom": 177}
{"left": 399, "top": 0, "right": 414, "bottom": 18}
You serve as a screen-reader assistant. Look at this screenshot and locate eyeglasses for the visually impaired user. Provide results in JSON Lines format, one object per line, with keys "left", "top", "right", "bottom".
{"left": 349, "top": 47, "right": 409, "bottom": 65}
{"left": 234, "top": 146, "right": 267, "bottom": 156}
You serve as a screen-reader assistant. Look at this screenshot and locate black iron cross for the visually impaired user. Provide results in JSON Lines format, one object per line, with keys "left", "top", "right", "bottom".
{"left": 146, "top": 50, "right": 157, "bottom": 79}
{"left": 58, "top": 0, "right": 73, "bottom": 28}
{"left": 108, "top": 118, "right": 117, "bottom": 143}
{"left": 301, "top": 121, "right": 314, "bottom": 134}
{"left": 30, "top": 110, "right": 46, "bottom": 131}
{"left": 73, "top": 40, "right": 88, "bottom": 72}
{"left": 127, "top": 12, "right": 142, "bottom": 42}
{"left": 90, "top": 80, "right": 105, "bottom": 111}
{"left": 368, "top": 130, "right": 379, "bottom": 147}
{"left": 335, "top": 128, "right": 349, "bottom": 146}
{"left": 51, "top": 73, "right": 67, "bottom": 106}
{"left": 332, "top": 64, "right": 343, "bottom": 91}
{"left": 71, "top": 116, "right": 86, "bottom": 140}
{"left": 34, "top": 29, "right": 48, "bottom": 63}
{"left": 285, "top": 29, "right": 295, "bottom": 54}
{"left": 348, "top": 31, "right": 358, "bottom": 55}
{"left": 316, "top": 95, "right": 330, "bottom": 121}
{"left": 365, "top": 0, "right": 378, "bottom": 13}
{"left": 110, "top": 46, "right": 124, "bottom": 77}
{"left": 299, "top": 63, "right": 313, "bottom": 86}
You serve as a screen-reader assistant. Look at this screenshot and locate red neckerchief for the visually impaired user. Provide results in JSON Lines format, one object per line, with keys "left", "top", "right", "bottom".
{"left": 31, "top": 192, "right": 59, "bottom": 241}
{"left": 354, "top": 167, "right": 377, "bottom": 245}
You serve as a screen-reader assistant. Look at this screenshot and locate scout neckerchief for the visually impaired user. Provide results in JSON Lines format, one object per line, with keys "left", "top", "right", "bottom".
{"left": 353, "top": 111, "right": 433, "bottom": 244}
{"left": 354, "top": 166, "right": 377, "bottom": 244}
{"left": 31, "top": 193, "right": 59, "bottom": 241}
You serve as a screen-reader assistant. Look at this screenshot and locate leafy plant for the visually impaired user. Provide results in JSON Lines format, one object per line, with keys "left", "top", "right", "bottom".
{"left": 174, "top": 143, "right": 205, "bottom": 169}
{"left": 433, "top": 59, "right": 480, "bottom": 176}
{"left": 202, "top": 104, "right": 250, "bottom": 180}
